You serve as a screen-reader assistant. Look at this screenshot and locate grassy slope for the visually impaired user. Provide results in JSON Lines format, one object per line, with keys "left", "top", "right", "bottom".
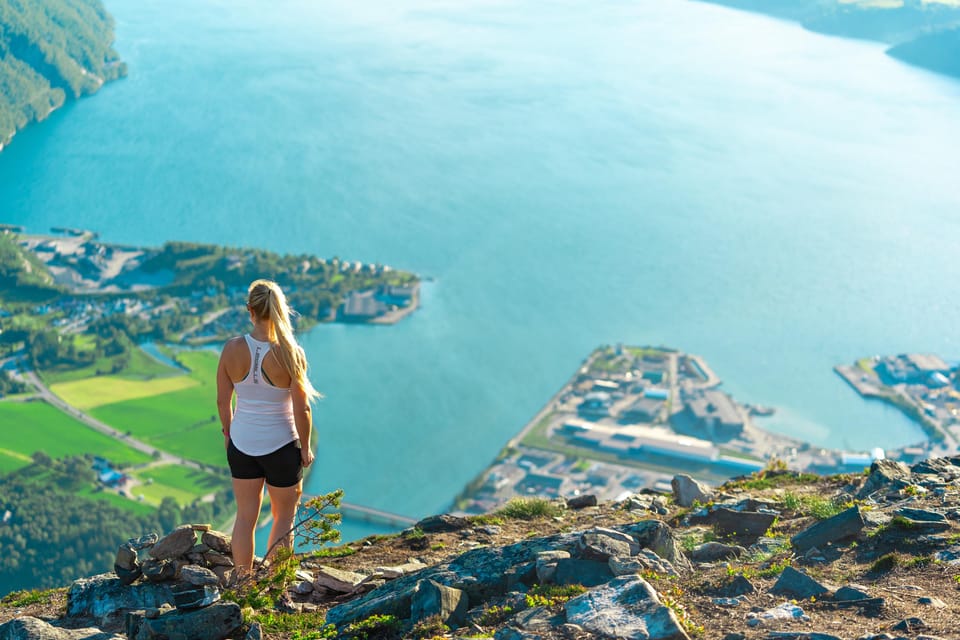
{"left": 129, "top": 464, "right": 227, "bottom": 507}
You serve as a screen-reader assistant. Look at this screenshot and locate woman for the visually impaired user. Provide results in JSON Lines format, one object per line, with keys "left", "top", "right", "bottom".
{"left": 216, "top": 279, "right": 321, "bottom": 577}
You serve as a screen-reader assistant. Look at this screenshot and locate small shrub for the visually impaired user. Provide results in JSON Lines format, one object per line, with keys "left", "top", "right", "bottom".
{"left": 223, "top": 546, "right": 299, "bottom": 609}
{"left": 495, "top": 497, "right": 562, "bottom": 520}
{"left": 312, "top": 545, "right": 357, "bottom": 559}
{"left": 403, "top": 527, "right": 426, "bottom": 540}
{"left": 410, "top": 615, "right": 450, "bottom": 639}
{"left": 891, "top": 515, "right": 916, "bottom": 530}
{"left": 247, "top": 611, "right": 334, "bottom": 637}
{"left": 756, "top": 557, "right": 791, "bottom": 578}
{"left": 431, "top": 542, "right": 447, "bottom": 551}
{"left": 661, "top": 594, "right": 704, "bottom": 637}
{"left": 870, "top": 553, "right": 900, "bottom": 574}
{"left": 525, "top": 583, "right": 587, "bottom": 607}
{"left": 477, "top": 605, "right": 513, "bottom": 627}
{"left": 342, "top": 614, "right": 402, "bottom": 640}
{"left": 468, "top": 514, "right": 504, "bottom": 526}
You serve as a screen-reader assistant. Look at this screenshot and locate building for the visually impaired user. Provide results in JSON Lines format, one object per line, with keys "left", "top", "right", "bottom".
{"left": 578, "top": 391, "right": 612, "bottom": 417}
{"left": 340, "top": 291, "right": 387, "bottom": 321}
{"left": 620, "top": 396, "right": 665, "bottom": 423}
{"left": 679, "top": 388, "right": 746, "bottom": 439}
{"left": 877, "top": 354, "right": 952, "bottom": 386}
{"left": 376, "top": 283, "right": 419, "bottom": 307}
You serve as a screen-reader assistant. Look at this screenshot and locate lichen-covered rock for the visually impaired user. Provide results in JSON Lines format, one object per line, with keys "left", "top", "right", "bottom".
{"left": 769, "top": 567, "right": 832, "bottom": 599}
{"left": 66, "top": 574, "right": 173, "bottom": 619}
{"left": 410, "top": 579, "right": 469, "bottom": 628}
{"left": 689, "top": 542, "right": 745, "bottom": 563}
{"left": 200, "top": 531, "right": 232, "bottom": 555}
{"left": 577, "top": 528, "right": 639, "bottom": 561}
{"left": 178, "top": 565, "right": 219, "bottom": 586}
{"left": 857, "top": 459, "right": 912, "bottom": 498}
{"left": 671, "top": 474, "right": 713, "bottom": 507}
{"left": 126, "top": 602, "right": 240, "bottom": 640}
{"left": 313, "top": 566, "right": 366, "bottom": 593}
{"left": 623, "top": 520, "right": 690, "bottom": 571}
{"left": 0, "top": 617, "right": 123, "bottom": 640}
{"left": 564, "top": 576, "right": 690, "bottom": 640}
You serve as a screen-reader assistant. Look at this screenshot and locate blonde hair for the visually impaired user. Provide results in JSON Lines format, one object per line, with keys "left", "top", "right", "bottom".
{"left": 247, "top": 279, "right": 321, "bottom": 401}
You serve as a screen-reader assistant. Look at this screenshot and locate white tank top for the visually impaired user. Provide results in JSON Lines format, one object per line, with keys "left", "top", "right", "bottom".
{"left": 229, "top": 335, "right": 297, "bottom": 456}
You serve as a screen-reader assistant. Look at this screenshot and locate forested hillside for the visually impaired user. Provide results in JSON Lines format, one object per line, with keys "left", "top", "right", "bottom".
{"left": 0, "top": 0, "right": 125, "bottom": 149}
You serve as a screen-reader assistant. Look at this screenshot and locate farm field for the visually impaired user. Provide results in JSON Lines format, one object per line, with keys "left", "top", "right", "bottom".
{"left": 130, "top": 464, "right": 228, "bottom": 507}
{"left": 89, "top": 351, "right": 225, "bottom": 467}
{"left": 0, "top": 401, "right": 152, "bottom": 472}
{"left": 42, "top": 343, "right": 184, "bottom": 385}
{"left": 50, "top": 374, "right": 198, "bottom": 410}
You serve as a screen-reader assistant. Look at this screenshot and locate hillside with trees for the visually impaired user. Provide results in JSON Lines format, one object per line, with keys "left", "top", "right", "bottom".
{"left": 0, "top": 0, "right": 126, "bottom": 149}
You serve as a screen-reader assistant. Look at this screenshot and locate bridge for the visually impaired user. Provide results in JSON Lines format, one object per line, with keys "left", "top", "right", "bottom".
{"left": 303, "top": 496, "right": 418, "bottom": 529}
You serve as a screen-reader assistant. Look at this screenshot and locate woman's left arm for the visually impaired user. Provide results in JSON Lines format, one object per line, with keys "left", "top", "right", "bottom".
{"left": 292, "top": 382, "right": 314, "bottom": 467}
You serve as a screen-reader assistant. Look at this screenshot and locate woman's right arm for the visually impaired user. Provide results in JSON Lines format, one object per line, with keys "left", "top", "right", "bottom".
{"left": 216, "top": 341, "right": 237, "bottom": 450}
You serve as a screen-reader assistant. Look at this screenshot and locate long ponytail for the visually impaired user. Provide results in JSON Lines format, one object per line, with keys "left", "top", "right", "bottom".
{"left": 247, "top": 279, "right": 322, "bottom": 402}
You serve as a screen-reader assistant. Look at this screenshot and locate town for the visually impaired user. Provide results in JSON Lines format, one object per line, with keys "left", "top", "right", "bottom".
{"left": 456, "top": 345, "right": 960, "bottom": 513}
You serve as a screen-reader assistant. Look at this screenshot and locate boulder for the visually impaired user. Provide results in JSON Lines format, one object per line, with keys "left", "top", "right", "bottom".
{"left": 0, "top": 618, "right": 123, "bottom": 640}
{"left": 200, "top": 531, "right": 232, "bottom": 555}
{"left": 623, "top": 520, "right": 690, "bottom": 571}
{"left": 713, "top": 575, "right": 755, "bottom": 597}
{"left": 126, "top": 602, "right": 241, "bottom": 640}
{"left": 178, "top": 565, "right": 219, "bottom": 586}
{"left": 577, "top": 528, "right": 639, "bottom": 561}
{"left": 203, "top": 551, "right": 234, "bottom": 568}
{"left": 127, "top": 533, "right": 159, "bottom": 551}
{"left": 769, "top": 567, "right": 831, "bottom": 600}
{"left": 313, "top": 566, "right": 367, "bottom": 593}
{"left": 149, "top": 526, "right": 197, "bottom": 560}
{"left": 410, "top": 580, "right": 469, "bottom": 628}
{"left": 67, "top": 574, "right": 173, "bottom": 619}
{"left": 416, "top": 514, "right": 470, "bottom": 533}
{"left": 565, "top": 576, "right": 690, "bottom": 640}
{"left": 895, "top": 507, "right": 946, "bottom": 522}
{"left": 142, "top": 560, "right": 176, "bottom": 583}
{"left": 565, "top": 494, "right": 598, "bottom": 510}
{"left": 791, "top": 506, "right": 865, "bottom": 553}
{"left": 115, "top": 544, "right": 138, "bottom": 571}
{"left": 834, "top": 584, "right": 871, "bottom": 601}
{"left": 374, "top": 559, "right": 427, "bottom": 580}
{"left": 689, "top": 542, "right": 745, "bottom": 563}
{"left": 857, "top": 459, "right": 911, "bottom": 498}
{"left": 631, "top": 550, "right": 679, "bottom": 577}
{"left": 707, "top": 508, "right": 776, "bottom": 538}
{"left": 671, "top": 475, "right": 712, "bottom": 507}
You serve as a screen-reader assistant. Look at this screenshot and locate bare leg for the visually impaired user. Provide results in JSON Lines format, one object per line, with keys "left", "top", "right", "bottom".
{"left": 232, "top": 477, "right": 265, "bottom": 576}
{"left": 265, "top": 480, "right": 302, "bottom": 557}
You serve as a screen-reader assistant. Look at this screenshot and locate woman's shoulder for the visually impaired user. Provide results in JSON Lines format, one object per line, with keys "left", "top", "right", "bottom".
{"left": 221, "top": 335, "right": 249, "bottom": 355}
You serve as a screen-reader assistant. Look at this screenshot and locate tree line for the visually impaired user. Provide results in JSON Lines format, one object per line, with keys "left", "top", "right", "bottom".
{"left": 0, "top": 0, "right": 126, "bottom": 147}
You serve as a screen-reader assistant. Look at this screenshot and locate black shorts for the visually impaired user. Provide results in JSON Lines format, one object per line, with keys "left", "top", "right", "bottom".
{"left": 227, "top": 439, "right": 303, "bottom": 488}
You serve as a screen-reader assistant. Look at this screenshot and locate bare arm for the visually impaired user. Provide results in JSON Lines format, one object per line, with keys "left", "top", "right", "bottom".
{"left": 291, "top": 382, "right": 314, "bottom": 467}
{"left": 216, "top": 344, "right": 236, "bottom": 449}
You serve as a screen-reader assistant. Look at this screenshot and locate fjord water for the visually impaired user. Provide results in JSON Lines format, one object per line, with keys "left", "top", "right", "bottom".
{"left": 3, "top": 0, "right": 960, "bottom": 538}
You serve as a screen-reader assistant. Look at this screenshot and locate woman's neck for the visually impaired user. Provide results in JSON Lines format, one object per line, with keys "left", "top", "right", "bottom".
{"left": 249, "top": 322, "right": 273, "bottom": 343}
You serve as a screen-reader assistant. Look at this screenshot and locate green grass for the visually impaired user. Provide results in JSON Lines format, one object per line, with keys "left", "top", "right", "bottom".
{"left": 89, "top": 351, "right": 225, "bottom": 467}
{"left": 51, "top": 373, "right": 198, "bottom": 410}
{"left": 129, "top": 464, "right": 227, "bottom": 506}
{"left": 0, "top": 401, "right": 151, "bottom": 470}
{"left": 495, "top": 497, "right": 563, "bottom": 520}
{"left": 75, "top": 485, "right": 158, "bottom": 517}
{"left": 0, "top": 587, "right": 65, "bottom": 607}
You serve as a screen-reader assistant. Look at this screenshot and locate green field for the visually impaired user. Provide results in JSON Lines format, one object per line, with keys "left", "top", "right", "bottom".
{"left": 51, "top": 374, "right": 198, "bottom": 410}
{"left": 90, "top": 351, "right": 226, "bottom": 467}
{"left": 130, "top": 464, "right": 227, "bottom": 507}
{"left": 0, "top": 401, "right": 151, "bottom": 472}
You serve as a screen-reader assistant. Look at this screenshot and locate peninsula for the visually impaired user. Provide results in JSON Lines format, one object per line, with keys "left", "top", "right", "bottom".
{"left": 0, "top": 0, "right": 127, "bottom": 151}
{"left": 457, "top": 345, "right": 960, "bottom": 513}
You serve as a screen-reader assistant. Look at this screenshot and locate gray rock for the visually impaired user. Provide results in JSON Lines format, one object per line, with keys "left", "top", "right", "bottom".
{"left": 67, "top": 574, "right": 173, "bottom": 619}
{"left": 200, "top": 531, "right": 232, "bottom": 555}
{"left": 891, "top": 617, "right": 926, "bottom": 632}
{"left": 115, "top": 544, "right": 138, "bottom": 571}
{"left": 535, "top": 550, "right": 570, "bottom": 584}
{"left": 149, "top": 526, "right": 197, "bottom": 560}
{"left": 410, "top": 579, "right": 469, "bottom": 628}
{"left": 565, "top": 576, "right": 690, "bottom": 640}
{"left": 566, "top": 494, "right": 598, "bottom": 510}
{"left": 375, "top": 559, "right": 427, "bottom": 580}
{"left": 313, "top": 566, "right": 366, "bottom": 593}
{"left": 113, "top": 565, "right": 142, "bottom": 587}
{"left": 746, "top": 602, "right": 809, "bottom": 627}
{"left": 933, "top": 546, "right": 960, "bottom": 564}
{"left": 141, "top": 560, "right": 176, "bottom": 583}
{"left": 623, "top": 520, "right": 690, "bottom": 571}
{"left": 203, "top": 551, "right": 234, "bottom": 568}
{"left": 895, "top": 507, "right": 946, "bottom": 522}
{"left": 632, "top": 549, "right": 679, "bottom": 577}
{"left": 126, "top": 602, "right": 241, "bottom": 640}
{"left": 765, "top": 634, "right": 842, "bottom": 640}
{"left": 178, "top": 565, "right": 219, "bottom": 586}
{"left": 671, "top": 474, "right": 712, "bottom": 507}
{"left": 170, "top": 583, "right": 220, "bottom": 610}
{"left": 578, "top": 528, "right": 639, "bottom": 561}
{"left": 857, "top": 459, "right": 911, "bottom": 498}
{"left": 834, "top": 584, "right": 871, "bottom": 601}
{"left": 689, "top": 542, "right": 745, "bottom": 563}
{"left": 127, "top": 533, "right": 159, "bottom": 551}
{"left": 791, "top": 506, "right": 865, "bottom": 553}
{"left": 714, "top": 574, "right": 754, "bottom": 597}
{"left": 292, "top": 580, "right": 314, "bottom": 595}
{"left": 245, "top": 622, "right": 262, "bottom": 640}
{"left": 769, "top": 567, "right": 831, "bottom": 600}
{"left": 917, "top": 596, "right": 946, "bottom": 608}
{"left": 416, "top": 514, "right": 470, "bottom": 533}
{"left": 707, "top": 508, "right": 777, "bottom": 537}
{"left": 0, "top": 618, "right": 123, "bottom": 640}
{"left": 479, "top": 525, "right": 503, "bottom": 536}
{"left": 555, "top": 559, "right": 614, "bottom": 587}
{"left": 910, "top": 456, "right": 960, "bottom": 475}
{"left": 513, "top": 606, "right": 565, "bottom": 632}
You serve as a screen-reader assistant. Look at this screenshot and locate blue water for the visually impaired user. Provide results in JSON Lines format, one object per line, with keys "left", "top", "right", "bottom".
{"left": 3, "top": 0, "right": 960, "bottom": 542}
